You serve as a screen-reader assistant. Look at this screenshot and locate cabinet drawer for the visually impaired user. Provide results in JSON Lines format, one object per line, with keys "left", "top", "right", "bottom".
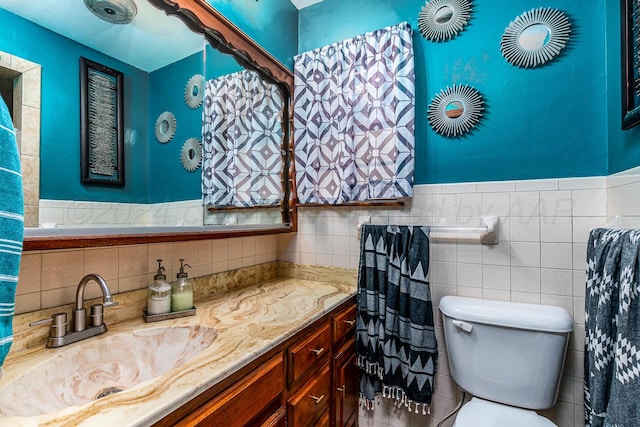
{"left": 332, "top": 303, "right": 356, "bottom": 346}
{"left": 287, "top": 363, "right": 331, "bottom": 427}
{"left": 176, "top": 353, "right": 284, "bottom": 427}
{"left": 288, "top": 321, "right": 331, "bottom": 385}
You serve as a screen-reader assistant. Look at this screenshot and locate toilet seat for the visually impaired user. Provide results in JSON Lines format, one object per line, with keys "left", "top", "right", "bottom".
{"left": 453, "top": 398, "right": 556, "bottom": 427}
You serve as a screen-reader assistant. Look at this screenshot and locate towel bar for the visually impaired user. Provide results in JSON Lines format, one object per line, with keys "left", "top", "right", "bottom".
{"left": 356, "top": 216, "right": 500, "bottom": 245}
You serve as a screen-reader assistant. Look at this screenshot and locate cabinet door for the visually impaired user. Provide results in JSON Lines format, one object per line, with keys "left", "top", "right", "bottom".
{"left": 334, "top": 337, "right": 358, "bottom": 427}
{"left": 176, "top": 354, "right": 284, "bottom": 427}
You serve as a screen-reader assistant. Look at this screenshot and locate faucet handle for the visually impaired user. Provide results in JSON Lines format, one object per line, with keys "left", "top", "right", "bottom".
{"left": 29, "top": 312, "right": 67, "bottom": 338}
{"left": 90, "top": 304, "right": 104, "bottom": 327}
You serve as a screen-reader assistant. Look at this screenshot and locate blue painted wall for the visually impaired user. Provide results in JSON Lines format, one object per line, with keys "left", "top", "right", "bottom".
{"left": 298, "top": 0, "right": 610, "bottom": 184}
{"left": 606, "top": 1, "right": 640, "bottom": 174}
{"left": 148, "top": 46, "right": 242, "bottom": 203}
{"left": 0, "top": 9, "right": 151, "bottom": 203}
{"left": 148, "top": 51, "right": 203, "bottom": 203}
{"left": 205, "top": 0, "right": 298, "bottom": 69}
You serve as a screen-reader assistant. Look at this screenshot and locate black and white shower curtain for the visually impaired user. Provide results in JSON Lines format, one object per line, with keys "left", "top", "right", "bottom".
{"left": 356, "top": 225, "right": 437, "bottom": 414}
{"left": 585, "top": 228, "right": 640, "bottom": 426}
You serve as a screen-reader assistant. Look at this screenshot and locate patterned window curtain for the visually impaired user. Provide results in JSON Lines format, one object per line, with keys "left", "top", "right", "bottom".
{"left": 585, "top": 228, "right": 640, "bottom": 427}
{"left": 202, "top": 70, "right": 283, "bottom": 208}
{"left": 294, "top": 22, "right": 415, "bottom": 205}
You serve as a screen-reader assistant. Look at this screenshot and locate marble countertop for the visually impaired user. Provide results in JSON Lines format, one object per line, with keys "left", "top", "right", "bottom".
{"left": 0, "top": 277, "right": 356, "bottom": 426}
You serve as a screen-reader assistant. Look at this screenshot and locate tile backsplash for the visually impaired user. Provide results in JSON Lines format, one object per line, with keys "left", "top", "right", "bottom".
{"left": 15, "top": 235, "right": 278, "bottom": 314}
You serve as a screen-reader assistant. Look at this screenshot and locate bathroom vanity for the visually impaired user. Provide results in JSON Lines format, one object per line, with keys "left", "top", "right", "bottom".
{"left": 158, "top": 299, "right": 357, "bottom": 427}
{"left": 0, "top": 272, "right": 358, "bottom": 426}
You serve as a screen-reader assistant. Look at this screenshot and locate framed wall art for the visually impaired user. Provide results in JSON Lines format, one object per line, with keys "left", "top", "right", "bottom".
{"left": 80, "top": 57, "right": 125, "bottom": 186}
{"left": 622, "top": 0, "right": 640, "bottom": 130}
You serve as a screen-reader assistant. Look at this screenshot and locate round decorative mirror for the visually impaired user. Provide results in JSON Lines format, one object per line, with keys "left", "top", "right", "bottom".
{"left": 500, "top": 8, "right": 571, "bottom": 68}
{"left": 518, "top": 24, "right": 551, "bottom": 51}
{"left": 184, "top": 74, "right": 204, "bottom": 109}
{"left": 154, "top": 111, "right": 176, "bottom": 144}
{"left": 434, "top": 5, "right": 454, "bottom": 24}
{"left": 418, "top": 0, "right": 472, "bottom": 42}
{"left": 445, "top": 100, "right": 464, "bottom": 118}
{"left": 427, "top": 84, "right": 484, "bottom": 137}
{"left": 180, "top": 137, "right": 202, "bottom": 171}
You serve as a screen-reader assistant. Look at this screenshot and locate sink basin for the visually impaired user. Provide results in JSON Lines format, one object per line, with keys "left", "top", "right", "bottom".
{"left": 0, "top": 325, "right": 217, "bottom": 417}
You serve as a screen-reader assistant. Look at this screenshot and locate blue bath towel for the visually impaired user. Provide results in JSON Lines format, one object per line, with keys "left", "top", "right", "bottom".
{"left": 0, "top": 95, "right": 24, "bottom": 368}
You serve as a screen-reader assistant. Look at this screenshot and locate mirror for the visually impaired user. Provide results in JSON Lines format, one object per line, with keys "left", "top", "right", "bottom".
{"left": 427, "top": 84, "right": 484, "bottom": 137}
{"left": 418, "top": 0, "right": 472, "bottom": 42}
{"left": 518, "top": 24, "right": 551, "bottom": 51}
{"left": 434, "top": 5, "right": 454, "bottom": 25}
{"left": 0, "top": 0, "right": 295, "bottom": 250}
{"left": 155, "top": 111, "right": 177, "bottom": 144}
{"left": 445, "top": 100, "right": 464, "bottom": 119}
{"left": 500, "top": 7, "right": 571, "bottom": 68}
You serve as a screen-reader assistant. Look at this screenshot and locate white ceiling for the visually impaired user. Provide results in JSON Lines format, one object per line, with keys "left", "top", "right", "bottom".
{"left": 1, "top": 0, "right": 327, "bottom": 71}
{"left": 289, "top": 0, "right": 325, "bottom": 10}
{"left": 0, "top": 0, "right": 204, "bottom": 72}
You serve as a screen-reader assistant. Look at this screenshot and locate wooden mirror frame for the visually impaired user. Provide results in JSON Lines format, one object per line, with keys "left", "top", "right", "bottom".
{"left": 23, "top": 0, "right": 297, "bottom": 251}
{"left": 621, "top": 0, "right": 640, "bottom": 130}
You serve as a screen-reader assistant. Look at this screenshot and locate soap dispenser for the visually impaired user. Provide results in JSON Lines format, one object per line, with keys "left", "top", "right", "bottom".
{"left": 171, "top": 259, "right": 193, "bottom": 312}
{"left": 147, "top": 259, "right": 171, "bottom": 315}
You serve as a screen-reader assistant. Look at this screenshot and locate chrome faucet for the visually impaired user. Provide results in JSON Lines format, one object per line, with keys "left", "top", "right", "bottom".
{"left": 30, "top": 273, "right": 119, "bottom": 348}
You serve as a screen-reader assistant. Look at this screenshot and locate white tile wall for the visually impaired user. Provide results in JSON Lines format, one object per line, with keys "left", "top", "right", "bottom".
{"left": 607, "top": 166, "right": 640, "bottom": 228}
{"left": 39, "top": 199, "right": 204, "bottom": 227}
{"left": 278, "top": 176, "right": 614, "bottom": 427}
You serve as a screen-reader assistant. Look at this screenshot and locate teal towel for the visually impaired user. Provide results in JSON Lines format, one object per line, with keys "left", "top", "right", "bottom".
{"left": 0, "top": 95, "right": 24, "bottom": 368}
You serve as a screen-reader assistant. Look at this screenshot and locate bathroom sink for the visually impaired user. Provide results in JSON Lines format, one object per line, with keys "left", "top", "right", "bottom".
{"left": 0, "top": 325, "right": 217, "bottom": 417}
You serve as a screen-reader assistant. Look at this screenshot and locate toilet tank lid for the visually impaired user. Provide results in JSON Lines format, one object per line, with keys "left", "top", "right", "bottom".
{"left": 439, "top": 296, "right": 573, "bottom": 333}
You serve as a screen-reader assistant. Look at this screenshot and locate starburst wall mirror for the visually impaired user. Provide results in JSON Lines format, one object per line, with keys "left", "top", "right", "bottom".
{"left": 418, "top": 0, "right": 472, "bottom": 42}
{"left": 427, "top": 84, "right": 484, "bottom": 137}
{"left": 500, "top": 7, "right": 571, "bottom": 69}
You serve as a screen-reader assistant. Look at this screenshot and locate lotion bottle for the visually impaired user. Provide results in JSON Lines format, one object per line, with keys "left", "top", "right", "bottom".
{"left": 147, "top": 259, "right": 171, "bottom": 315}
{"left": 171, "top": 259, "right": 193, "bottom": 312}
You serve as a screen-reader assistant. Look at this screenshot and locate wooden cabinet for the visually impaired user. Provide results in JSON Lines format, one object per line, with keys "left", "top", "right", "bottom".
{"left": 333, "top": 337, "right": 358, "bottom": 427}
{"left": 331, "top": 303, "right": 358, "bottom": 427}
{"left": 287, "top": 363, "right": 331, "bottom": 427}
{"left": 261, "top": 407, "right": 286, "bottom": 427}
{"left": 159, "top": 298, "right": 358, "bottom": 427}
{"left": 288, "top": 321, "right": 331, "bottom": 387}
{"left": 332, "top": 303, "right": 356, "bottom": 347}
{"left": 288, "top": 301, "right": 357, "bottom": 427}
{"left": 173, "top": 354, "right": 284, "bottom": 427}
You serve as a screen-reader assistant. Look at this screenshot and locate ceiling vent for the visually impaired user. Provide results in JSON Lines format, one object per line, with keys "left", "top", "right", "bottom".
{"left": 84, "top": 0, "right": 137, "bottom": 25}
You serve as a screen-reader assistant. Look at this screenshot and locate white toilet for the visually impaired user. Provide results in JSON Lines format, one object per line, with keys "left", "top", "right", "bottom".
{"left": 439, "top": 296, "right": 573, "bottom": 427}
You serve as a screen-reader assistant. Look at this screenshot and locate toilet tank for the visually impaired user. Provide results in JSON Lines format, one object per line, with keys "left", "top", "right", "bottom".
{"left": 439, "top": 296, "right": 573, "bottom": 410}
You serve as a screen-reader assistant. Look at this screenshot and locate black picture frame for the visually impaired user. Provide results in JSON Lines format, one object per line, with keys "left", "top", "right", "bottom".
{"left": 622, "top": 0, "right": 640, "bottom": 130}
{"left": 80, "top": 57, "right": 125, "bottom": 186}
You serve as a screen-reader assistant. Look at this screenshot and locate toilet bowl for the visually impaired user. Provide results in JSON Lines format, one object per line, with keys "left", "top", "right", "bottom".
{"left": 453, "top": 398, "right": 555, "bottom": 427}
{"left": 439, "top": 296, "right": 573, "bottom": 426}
